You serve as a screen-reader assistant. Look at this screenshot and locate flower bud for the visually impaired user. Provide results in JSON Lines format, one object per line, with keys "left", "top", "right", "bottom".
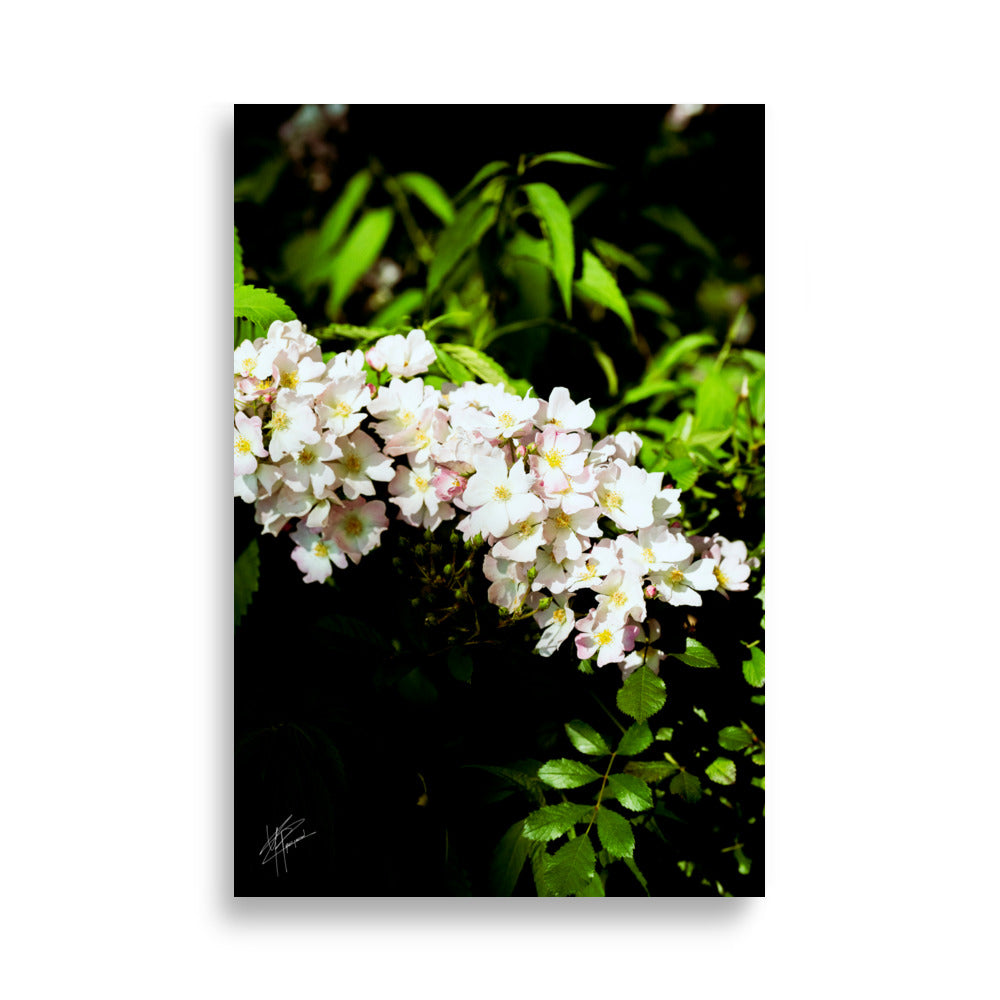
{"left": 527, "top": 566, "right": 538, "bottom": 582}
{"left": 441, "top": 564, "right": 452, "bottom": 575}
{"left": 537, "top": 596, "right": 551, "bottom": 611}
{"left": 498, "top": 607, "right": 509, "bottom": 617}
{"left": 644, "top": 584, "right": 658, "bottom": 600}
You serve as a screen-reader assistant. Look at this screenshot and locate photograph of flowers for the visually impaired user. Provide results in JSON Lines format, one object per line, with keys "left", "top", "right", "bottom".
{"left": 234, "top": 104, "right": 764, "bottom": 896}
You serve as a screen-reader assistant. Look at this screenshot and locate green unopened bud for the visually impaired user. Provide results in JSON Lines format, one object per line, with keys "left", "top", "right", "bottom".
{"left": 460, "top": 559, "right": 472, "bottom": 572}
{"left": 453, "top": 588, "right": 464, "bottom": 600}
{"left": 410, "top": 597, "right": 421, "bottom": 608}
{"left": 424, "top": 529, "right": 434, "bottom": 542}
{"left": 498, "top": 607, "right": 509, "bottom": 617}
{"left": 442, "top": 563, "right": 452, "bottom": 575}
{"left": 414, "top": 543, "right": 426, "bottom": 557}
{"left": 537, "top": 596, "right": 552, "bottom": 611}
{"left": 391, "top": 557, "right": 402, "bottom": 570}
{"left": 526, "top": 442, "right": 538, "bottom": 454}
{"left": 449, "top": 532, "right": 460, "bottom": 545}
{"left": 527, "top": 565, "right": 538, "bottom": 582}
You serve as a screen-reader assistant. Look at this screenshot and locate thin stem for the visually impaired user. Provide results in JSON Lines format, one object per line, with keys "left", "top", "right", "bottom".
{"left": 584, "top": 751, "right": 618, "bottom": 836}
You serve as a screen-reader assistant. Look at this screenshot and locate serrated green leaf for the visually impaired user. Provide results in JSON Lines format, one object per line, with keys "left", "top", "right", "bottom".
{"left": 523, "top": 182, "right": 574, "bottom": 318}
{"left": 706, "top": 757, "right": 737, "bottom": 785}
{"left": 596, "top": 805, "right": 634, "bottom": 859}
{"left": 326, "top": 207, "right": 395, "bottom": 318}
{"left": 643, "top": 204, "right": 718, "bottom": 259}
{"left": 575, "top": 250, "right": 635, "bottom": 337}
{"left": 490, "top": 820, "right": 536, "bottom": 896}
{"left": 605, "top": 773, "right": 653, "bottom": 812}
{"left": 537, "top": 758, "right": 602, "bottom": 790}
{"left": 528, "top": 151, "right": 612, "bottom": 170}
{"left": 447, "top": 647, "right": 473, "bottom": 683}
{"left": 315, "top": 322, "right": 388, "bottom": 343}
{"left": 718, "top": 726, "right": 753, "bottom": 751}
{"left": 751, "top": 751, "right": 765, "bottom": 766}
{"left": 317, "top": 169, "right": 372, "bottom": 255}
{"left": 522, "top": 802, "right": 593, "bottom": 842}
{"left": 455, "top": 160, "right": 510, "bottom": 203}
{"left": 233, "top": 285, "right": 296, "bottom": 337}
{"left": 397, "top": 172, "right": 454, "bottom": 225}
{"left": 670, "top": 638, "right": 719, "bottom": 669}
{"left": 578, "top": 658, "right": 594, "bottom": 675}
{"left": 439, "top": 343, "right": 513, "bottom": 387}
{"left": 623, "top": 759, "right": 678, "bottom": 783}
{"left": 234, "top": 227, "right": 244, "bottom": 286}
{"left": 591, "top": 238, "right": 651, "bottom": 281}
{"left": 624, "top": 856, "right": 650, "bottom": 896}
{"left": 538, "top": 833, "right": 597, "bottom": 896}
{"left": 564, "top": 720, "right": 610, "bottom": 756}
{"left": 743, "top": 645, "right": 765, "bottom": 687}
{"left": 669, "top": 770, "right": 703, "bottom": 803}
{"left": 616, "top": 721, "right": 653, "bottom": 757}
{"left": 370, "top": 288, "right": 424, "bottom": 329}
{"left": 234, "top": 539, "right": 259, "bottom": 627}
{"left": 427, "top": 198, "right": 498, "bottom": 302}
{"left": 655, "top": 727, "right": 673, "bottom": 741}
{"left": 577, "top": 873, "right": 606, "bottom": 896}
{"left": 616, "top": 665, "right": 666, "bottom": 723}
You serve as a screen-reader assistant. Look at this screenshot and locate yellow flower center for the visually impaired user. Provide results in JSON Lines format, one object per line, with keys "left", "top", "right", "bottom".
{"left": 668, "top": 568, "right": 685, "bottom": 585}
{"left": 268, "top": 410, "right": 290, "bottom": 432}
{"left": 414, "top": 476, "right": 428, "bottom": 490}
{"left": 553, "top": 608, "right": 566, "bottom": 624}
{"left": 494, "top": 485, "right": 512, "bottom": 501}
{"left": 498, "top": 411, "right": 516, "bottom": 429}
{"left": 343, "top": 514, "right": 364, "bottom": 537}
{"left": 603, "top": 489, "right": 624, "bottom": 512}
{"left": 555, "top": 511, "right": 572, "bottom": 530}
{"left": 399, "top": 410, "right": 415, "bottom": 426}
{"left": 543, "top": 449, "right": 564, "bottom": 469}
{"left": 609, "top": 591, "right": 628, "bottom": 608}
{"left": 517, "top": 520, "right": 536, "bottom": 538}
{"left": 714, "top": 566, "right": 729, "bottom": 587}
{"left": 344, "top": 454, "right": 362, "bottom": 473}
{"left": 235, "top": 437, "right": 252, "bottom": 454}
{"left": 241, "top": 357, "right": 256, "bottom": 375}
{"left": 279, "top": 369, "right": 299, "bottom": 389}
{"left": 297, "top": 447, "right": 315, "bottom": 465}
{"left": 333, "top": 401, "right": 353, "bottom": 418}
{"left": 642, "top": 547, "right": 656, "bottom": 565}
{"left": 596, "top": 629, "right": 614, "bottom": 646}
{"left": 314, "top": 541, "right": 329, "bottom": 558}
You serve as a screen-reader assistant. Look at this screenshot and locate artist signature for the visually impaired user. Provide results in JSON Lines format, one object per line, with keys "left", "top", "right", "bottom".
{"left": 259, "top": 815, "right": 316, "bottom": 875}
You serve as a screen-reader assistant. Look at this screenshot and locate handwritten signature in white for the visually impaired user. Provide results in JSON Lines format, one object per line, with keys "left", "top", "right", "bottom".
{"left": 259, "top": 815, "right": 316, "bottom": 875}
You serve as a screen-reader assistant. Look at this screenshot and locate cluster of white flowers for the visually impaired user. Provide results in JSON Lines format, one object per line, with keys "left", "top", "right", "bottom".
{"left": 235, "top": 321, "right": 756, "bottom": 673}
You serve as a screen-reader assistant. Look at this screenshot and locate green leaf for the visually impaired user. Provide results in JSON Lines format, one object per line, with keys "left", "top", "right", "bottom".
{"left": 398, "top": 667, "right": 438, "bottom": 704}
{"left": 234, "top": 154, "right": 285, "bottom": 204}
{"left": 616, "top": 721, "right": 653, "bottom": 756}
{"left": 234, "top": 539, "right": 259, "bottom": 627}
{"left": 734, "top": 845, "right": 752, "bottom": 876}
{"left": 751, "top": 751, "right": 765, "bottom": 766}
{"left": 528, "top": 151, "right": 612, "bottom": 170}
{"left": 623, "top": 760, "right": 678, "bottom": 783}
{"left": 695, "top": 371, "right": 738, "bottom": 431}
{"left": 522, "top": 802, "right": 593, "bottom": 842}
{"left": 669, "top": 770, "right": 703, "bottom": 803}
{"left": 426, "top": 198, "right": 498, "bottom": 302}
{"left": 749, "top": 371, "right": 765, "bottom": 423}
{"left": 706, "top": 757, "right": 737, "bottom": 786}
{"left": 591, "top": 238, "right": 651, "bottom": 281}
{"left": 664, "top": 456, "right": 698, "bottom": 491}
{"left": 455, "top": 160, "right": 509, "bottom": 202}
{"left": 643, "top": 204, "right": 718, "bottom": 259}
{"left": 616, "top": 665, "right": 667, "bottom": 723}
{"left": 629, "top": 289, "right": 673, "bottom": 317}
{"left": 233, "top": 285, "right": 296, "bottom": 335}
{"left": 719, "top": 726, "right": 754, "bottom": 751}
{"left": 624, "top": 857, "right": 650, "bottom": 896}
{"left": 523, "top": 182, "right": 574, "bottom": 318}
{"left": 564, "top": 720, "right": 611, "bottom": 757}
{"left": 537, "top": 758, "right": 602, "bottom": 790}
{"left": 317, "top": 169, "right": 372, "bottom": 255}
{"left": 439, "top": 343, "right": 513, "bottom": 387}
{"left": 315, "top": 322, "right": 388, "bottom": 343}
{"left": 234, "top": 227, "right": 244, "bottom": 286}
{"left": 648, "top": 332, "right": 717, "bottom": 378}
{"left": 620, "top": 380, "right": 679, "bottom": 407}
{"left": 538, "top": 833, "right": 597, "bottom": 896}
{"left": 370, "top": 288, "right": 424, "bottom": 329}
{"left": 591, "top": 343, "right": 618, "bottom": 396}
{"left": 743, "top": 645, "right": 765, "bottom": 687}
{"left": 596, "top": 805, "right": 635, "bottom": 859}
{"left": 577, "top": 873, "right": 606, "bottom": 896}
{"left": 574, "top": 250, "right": 635, "bottom": 337}
{"left": 447, "top": 647, "right": 473, "bottom": 683}
{"left": 326, "top": 207, "right": 395, "bottom": 318}
{"left": 433, "top": 346, "right": 475, "bottom": 386}
{"left": 655, "top": 727, "right": 673, "bottom": 741}
{"left": 605, "top": 773, "right": 653, "bottom": 812}
{"left": 397, "top": 172, "right": 455, "bottom": 225}
{"left": 567, "top": 182, "right": 606, "bottom": 219}
{"left": 670, "top": 637, "right": 719, "bottom": 669}
{"left": 490, "top": 820, "right": 534, "bottom": 896}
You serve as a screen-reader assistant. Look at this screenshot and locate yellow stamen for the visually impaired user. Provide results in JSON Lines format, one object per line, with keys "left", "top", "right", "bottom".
{"left": 235, "top": 437, "right": 252, "bottom": 454}
{"left": 494, "top": 485, "right": 512, "bottom": 501}
{"left": 596, "top": 629, "right": 613, "bottom": 646}
{"left": 279, "top": 369, "right": 299, "bottom": 389}
{"left": 668, "top": 568, "right": 685, "bottom": 585}
{"left": 553, "top": 608, "right": 567, "bottom": 624}
{"left": 314, "top": 541, "right": 329, "bottom": 558}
